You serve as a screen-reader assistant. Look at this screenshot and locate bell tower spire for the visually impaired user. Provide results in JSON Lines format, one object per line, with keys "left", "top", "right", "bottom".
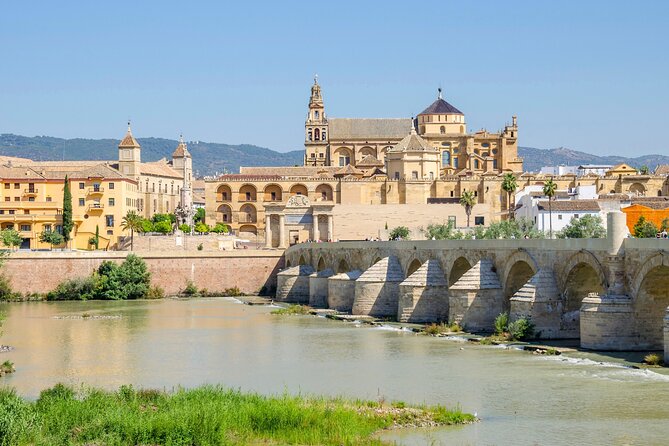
{"left": 304, "top": 75, "right": 329, "bottom": 167}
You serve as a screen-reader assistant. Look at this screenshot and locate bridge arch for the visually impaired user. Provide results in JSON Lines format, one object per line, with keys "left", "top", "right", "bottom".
{"left": 449, "top": 256, "right": 473, "bottom": 286}
{"left": 632, "top": 254, "right": 669, "bottom": 349}
{"left": 298, "top": 254, "right": 307, "bottom": 266}
{"left": 559, "top": 251, "right": 608, "bottom": 292}
{"left": 406, "top": 258, "right": 422, "bottom": 277}
{"left": 501, "top": 251, "right": 538, "bottom": 311}
{"left": 337, "top": 258, "right": 350, "bottom": 273}
{"left": 316, "top": 256, "right": 326, "bottom": 272}
{"left": 630, "top": 252, "right": 669, "bottom": 298}
{"left": 560, "top": 252, "right": 607, "bottom": 337}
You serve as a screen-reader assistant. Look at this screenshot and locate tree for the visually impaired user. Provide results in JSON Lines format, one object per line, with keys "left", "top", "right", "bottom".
{"left": 210, "top": 223, "right": 229, "bottom": 234}
{"left": 542, "top": 178, "right": 558, "bottom": 238}
{"left": 39, "top": 230, "right": 64, "bottom": 250}
{"left": 194, "top": 207, "right": 206, "bottom": 223}
{"left": 121, "top": 211, "right": 143, "bottom": 251}
{"left": 557, "top": 214, "right": 606, "bottom": 239}
{"left": 0, "top": 229, "right": 22, "bottom": 250}
{"left": 661, "top": 218, "right": 669, "bottom": 232}
{"left": 62, "top": 175, "right": 73, "bottom": 246}
{"left": 389, "top": 226, "right": 410, "bottom": 240}
{"left": 94, "top": 225, "right": 100, "bottom": 250}
{"left": 140, "top": 219, "right": 154, "bottom": 233}
{"left": 93, "top": 254, "right": 151, "bottom": 300}
{"left": 639, "top": 165, "right": 650, "bottom": 175}
{"left": 633, "top": 216, "right": 658, "bottom": 238}
{"left": 459, "top": 191, "right": 476, "bottom": 227}
{"left": 501, "top": 173, "right": 518, "bottom": 220}
{"left": 154, "top": 220, "right": 172, "bottom": 234}
{"left": 194, "top": 222, "right": 210, "bottom": 234}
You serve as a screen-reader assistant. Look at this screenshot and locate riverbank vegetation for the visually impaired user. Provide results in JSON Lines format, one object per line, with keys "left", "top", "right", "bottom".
{"left": 423, "top": 322, "right": 462, "bottom": 336}
{"left": 0, "top": 384, "right": 475, "bottom": 445}
{"left": 425, "top": 219, "right": 544, "bottom": 240}
{"left": 272, "top": 304, "right": 311, "bottom": 315}
{"left": 489, "top": 312, "right": 535, "bottom": 342}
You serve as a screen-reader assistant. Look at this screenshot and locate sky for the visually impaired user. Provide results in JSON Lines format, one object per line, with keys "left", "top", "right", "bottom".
{"left": 1, "top": 0, "right": 668, "bottom": 156}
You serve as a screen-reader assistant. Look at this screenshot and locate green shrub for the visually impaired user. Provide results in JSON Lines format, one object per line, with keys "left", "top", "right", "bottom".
{"left": 424, "top": 323, "right": 448, "bottom": 336}
{"left": 178, "top": 223, "right": 191, "bottom": 233}
{"left": 449, "top": 321, "right": 462, "bottom": 332}
{"left": 508, "top": 317, "right": 534, "bottom": 341}
{"left": 210, "top": 223, "right": 230, "bottom": 234}
{"left": 389, "top": 226, "right": 410, "bottom": 240}
{"left": 0, "top": 274, "right": 18, "bottom": 301}
{"left": 94, "top": 255, "right": 150, "bottom": 300}
{"left": 633, "top": 216, "right": 658, "bottom": 238}
{"left": 140, "top": 219, "right": 154, "bottom": 233}
{"left": 197, "top": 243, "right": 204, "bottom": 251}
{"left": 146, "top": 285, "right": 165, "bottom": 299}
{"left": 494, "top": 312, "right": 509, "bottom": 335}
{"left": 271, "top": 305, "right": 310, "bottom": 315}
{"left": 46, "top": 276, "right": 97, "bottom": 301}
{"left": 153, "top": 220, "right": 172, "bottom": 234}
{"left": 194, "top": 222, "right": 210, "bottom": 234}
{"left": 222, "top": 286, "right": 244, "bottom": 297}
{"left": 644, "top": 353, "right": 662, "bottom": 366}
{"left": 182, "top": 281, "right": 199, "bottom": 297}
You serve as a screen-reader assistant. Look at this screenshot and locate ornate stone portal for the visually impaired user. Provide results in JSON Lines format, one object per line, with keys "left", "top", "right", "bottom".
{"left": 264, "top": 195, "right": 334, "bottom": 249}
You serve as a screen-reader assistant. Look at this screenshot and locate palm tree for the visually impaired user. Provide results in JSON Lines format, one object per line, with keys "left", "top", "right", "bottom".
{"left": 501, "top": 173, "right": 518, "bottom": 220}
{"left": 121, "top": 210, "right": 143, "bottom": 251}
{"left": 542, "top": 178, "right": 558, "bottom": 238}
{"left": 459, "top": 190, "right": 476, "bottom": 227}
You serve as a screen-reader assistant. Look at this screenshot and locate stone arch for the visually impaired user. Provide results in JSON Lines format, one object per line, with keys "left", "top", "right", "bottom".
{"left": 559, "top": 251, "right": 608, "bottom": 292}
{"left": 449, "top": 256, "right": 472, "bottom": 286}
{"left": 217, "top": 204, "right": 233, "bottom": 223}
{"left": 561, "top": 257, "right": 607, "bottom": 337}
{"left": 407, "top": 258, "right": 422, "bottom": 277}
{"left": 217, "top": 184, "right": 232, "bottom": 201}
{"left": 633, "top": 261, "right": 669, "bottom": 349}
{"left": 333, "top": 147, "right": 353, "bottom": 164}
{"left": 317, "top": 256, "right": 326, "bottom": 272}
{"left": 630, "top": 252, "right": 669, "bottom": 299}
{"left": 239, "top": 203, "right": 257, "bottom": 223}
{"left": 238, "top": 184, "right": 257, "bottom": 202}
{"left": 359, "top": 146, "right": 376, "bottom": 158}
{"left": 238, "top": 224, "right": 257, "bottom": 238}
{"left": 289, "top": 183, "right": 308, "bottom": 196}
{"left": 298, "top": 255, "right": 307, "bottom": 266}
{"left": 629, "top": 182, "right": 646, "bottom": 196}
{"left": 315, "top": 184, "right": 333, "bottom": 201}
{"left": 337, "top": 258, "right": 350, "bottom": 273}
{"left": 263, "top": 184, "right": 283, "bottom": 202}
{"left": 285, "top": 259, "right": 292, "bottom": 268}
{"left": 501, "top": 251, "right": 539, "bottom": 292}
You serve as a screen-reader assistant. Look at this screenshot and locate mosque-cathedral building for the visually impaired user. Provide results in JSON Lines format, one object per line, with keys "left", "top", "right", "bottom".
{"left": 205, "top": 79, "right": 668, "bottom": 246}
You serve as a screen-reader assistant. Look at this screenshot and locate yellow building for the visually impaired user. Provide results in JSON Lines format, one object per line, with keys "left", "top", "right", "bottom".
{"left": 0, "top": 124, "right": 193, "bottom": 250}
{"left": 304, "top": 78, "right": 522, "bottom": 174}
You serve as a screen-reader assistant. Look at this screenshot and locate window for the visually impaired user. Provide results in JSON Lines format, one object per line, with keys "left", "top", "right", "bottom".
{"left": 394, "top": 172, "right": 400, "bottom": 180}
{"left": 105, "top": 215, "right": 114, "bottom": 227}
{"left": 79, "top": 182, "right": 85, "bottom": 189}
{"left": 0, "top": 210, "right": 3, "bottom": 214}
{"left": 56, "top": 225, "right": 62, "bottom": 234}
{"left": 109, "top": 182, "right": 114, "bottom": 189}
{"left": 23, "top": 209, "right": 29, "bottom": 214}
{"left": 46, "top": 196, "right": 52, "bottom": 202}
{"left": 493, "top": 159, "right": 498, "bottom": 170}
{"left": 245, "top": 192, "right": 251, "bottom": 201}
{"left": 8, "top": 210, "right": 14, "bottom": 215}
{"left": 412, "top": 171, "right": 418, "bottom": 179}
{"left": 14, "top": 183, "right": 19, "bottom": 189}
{"left": 79, "top": 198, "right": 85, "bottom": 206}
{"left": 308, "top": 130, "right": 313, "bottom": 141}
{"left": 322, "top": 130, "right": 326, "bottom": 140}
{"left": 28, "top": 197, "right": 35, "bottom": 202}
{"left": 574, "top": 214, "right": 579, "bottom": 219}
{"left": 448, "top": 216, "right": 456, "bottom": 226}
{"left": 429, "top": 172, "right": 434, "bottom": 180}
{"left": 319, "top": 153, "right": 324, "bottom": 158}
{"left": 338, "top": 156, "right": 350, "bottom": 166}
{"left": 450, "top": 190, "right": 454, "bottom": 197}
{"left": 558, "top": 215, "right": 562, "bottom": 220}
{"left": 28, "top": 183, "right": 35, "bottom": 192}
{"left": 44, "top": 224, "right": 52, "bottom": 232}
{"left": 314, "top": 128, "right": 320, "bottom": 140}
{"left": 314, "top": 110, "right": 319, "bottom": 120}
{"left": 453, "top": 157, "right": 459, "bottom": 169}
{"left": 108, "top": 198, "right": 115, "bottom": 206}
{"left": 311, "top": 153, "right": 316, "bottom": 158}
{"left": 442, "top": 151, "right": 451, "bottom": 167}
{"left": 271, "top": 192, "right": 276, "bottom": 201}
{"left": 152, "top": 183, "right": 155, "bottom": 192}
{"left": 474, "top": 159, "right": 480, "bottom": 169}
{"left": 14, "top": 197, "right": 20, "bottom": 201}
{"left": 222, "top": 192, "right": 228, "bottom": 200}
{"left": 4, "top": 197, "right": 8, "bottom": 202}
{"left": 107, "top": 230, "right": 114, "bottom": 235}
{"left": 3, "top": 183, "right": 9, "bottom": 189}
{"left": 474, "top": 216, "right": 485, "bottom": 226}
{"left": 440, "top": 126, "right": 445, "bottom": 134}
{"left": 20, "top": 224, "right": 30, "bottom": 232}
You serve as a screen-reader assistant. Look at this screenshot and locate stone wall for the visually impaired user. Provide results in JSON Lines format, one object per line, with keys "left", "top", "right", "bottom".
{"left": 118, "top": 234, "right": 236, "bottom": 252}
{"left": 3, "top": 251, "right": 283, "bottom": 296}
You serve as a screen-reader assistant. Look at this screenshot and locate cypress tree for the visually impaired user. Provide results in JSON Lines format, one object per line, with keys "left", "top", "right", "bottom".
{"left": 62, "top": 175, "right": 73, "bottom": 245}
{"left": 95, "top": 225, "right": 100, "bottom": 250}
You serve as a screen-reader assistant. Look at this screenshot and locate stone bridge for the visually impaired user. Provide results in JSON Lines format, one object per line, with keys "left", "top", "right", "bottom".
{"left": 276, "top": 212, "right": 669, "bottom": 362}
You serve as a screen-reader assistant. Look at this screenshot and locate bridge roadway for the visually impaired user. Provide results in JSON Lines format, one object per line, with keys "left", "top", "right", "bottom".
{"left": 276, "top": 212, "right": 669, "bottom": 362}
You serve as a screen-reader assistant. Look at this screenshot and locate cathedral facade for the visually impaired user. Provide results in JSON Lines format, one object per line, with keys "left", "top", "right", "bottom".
{"left": 304, "top": 78, "right": 523, "bottom": 175}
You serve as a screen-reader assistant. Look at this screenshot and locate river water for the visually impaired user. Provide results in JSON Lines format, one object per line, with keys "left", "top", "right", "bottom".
{"left": 1, "top": 298, "right": 668, "bottom": 445}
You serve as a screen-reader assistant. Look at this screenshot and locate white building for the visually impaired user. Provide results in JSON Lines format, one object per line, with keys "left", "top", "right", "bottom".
{"left": 577, "top": 164, "right": 613, "bottom": 177}
{"left": 540, "top": 165, "right": 578, "bottom": 176}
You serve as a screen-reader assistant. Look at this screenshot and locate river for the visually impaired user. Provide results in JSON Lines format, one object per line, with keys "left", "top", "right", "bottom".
{"left": 1, "top": 298, "right": 668, "bottom": 445}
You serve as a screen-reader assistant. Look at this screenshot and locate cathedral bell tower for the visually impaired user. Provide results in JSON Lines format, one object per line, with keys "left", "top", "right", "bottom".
{"left": 304, "top": 75, "right": 329, "bottom": 166}
{"left": 118, "top": 121, "right": 141, "bottom": 180}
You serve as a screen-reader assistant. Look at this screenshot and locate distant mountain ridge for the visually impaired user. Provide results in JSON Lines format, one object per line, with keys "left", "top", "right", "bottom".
{"left": 0, "top": 134, "right": 667, "bottom": 176}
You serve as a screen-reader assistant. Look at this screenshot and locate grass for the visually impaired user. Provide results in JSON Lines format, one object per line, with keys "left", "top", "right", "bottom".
{"left": 271, "top": 304, "right": 311, "bottom": 315}
{"left": 0, "top": 384, "right": 475, "bottom": 445}
{"left": 644, "top": 353, "right": 663, "bottom": 366}
{"left": 423, "top": 322, "right": 462, "bottom": 336}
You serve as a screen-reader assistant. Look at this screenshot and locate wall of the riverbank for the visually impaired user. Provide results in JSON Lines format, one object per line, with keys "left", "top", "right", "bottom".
{"left": 4, "top": 250, "right": 284, "bottom": 295}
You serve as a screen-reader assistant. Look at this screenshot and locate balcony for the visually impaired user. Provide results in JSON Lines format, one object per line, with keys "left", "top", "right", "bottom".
{"left": 23, "top": 188, "right": 38, "bottom": 196}
{"left": 87, "top": 203, "right": 104, "bottom": 212}
{"left": 87, "top": 187, "right": 105, "bottom": 196}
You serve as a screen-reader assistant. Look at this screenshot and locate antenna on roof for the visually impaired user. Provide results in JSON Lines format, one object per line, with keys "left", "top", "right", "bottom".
{"left": 438, "top": 87, "right": 443, "bottom": 100}
{"left": 127, "top": 119, "right": 132, "bottom": 133}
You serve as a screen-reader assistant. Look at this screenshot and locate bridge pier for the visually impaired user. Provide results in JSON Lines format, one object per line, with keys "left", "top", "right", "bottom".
{"left": 449, "top": 259, "right": 502, "bottom": 332}
{"left": 327, "top": 270, "right": 362, "bottom": 312}
{"left": 353, "top": 256, "right": 404, "bottom": 318}
{"left": 398, "top": 260, "right": 449, "bottom": 323}
{"left": 309, "top": 268, "right": 334, "bottom": 308}
{"left": 509, "top": 269, "right": 563, "bottom": 339}
{"left": 580, "top": 295, "right": 636, "bottom": 350}
{"left": 276, "top": 265, "right": 314, "bottom": 303}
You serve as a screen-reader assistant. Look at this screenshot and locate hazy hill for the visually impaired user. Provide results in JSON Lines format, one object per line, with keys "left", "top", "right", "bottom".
{"left": 1, "top": 134, "right": 667, "bottom": 176}
{"left": 0, "top": 134, "right": 303, "bottom": 176}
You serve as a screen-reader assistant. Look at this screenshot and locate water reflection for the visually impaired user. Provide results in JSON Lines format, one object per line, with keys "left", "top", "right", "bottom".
{"left": 1, "top": 298, "right": 668, "bottom": 445}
